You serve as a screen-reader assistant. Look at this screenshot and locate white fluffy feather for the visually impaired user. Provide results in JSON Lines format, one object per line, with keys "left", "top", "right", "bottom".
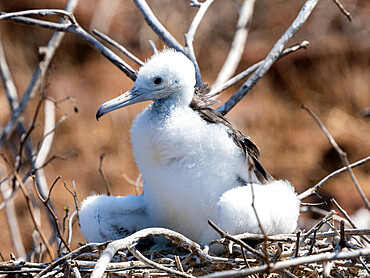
{"left": 217, "top": 180, "right": 300, "bottom": 235}
{"left": 80, "top": 50, "right": 301, "bottom": 244}
{"left": 79, "top": 194, "right": 152, "bottom": 242}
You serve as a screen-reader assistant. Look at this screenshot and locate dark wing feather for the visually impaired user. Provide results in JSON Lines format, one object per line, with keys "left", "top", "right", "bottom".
{"left": 190, "top": 85, "right": 275, "bottom": 184}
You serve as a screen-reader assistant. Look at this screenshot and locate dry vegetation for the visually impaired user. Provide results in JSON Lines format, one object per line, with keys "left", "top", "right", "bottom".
{"left": 0, "top": 0, "right": 369, "bottom": 277}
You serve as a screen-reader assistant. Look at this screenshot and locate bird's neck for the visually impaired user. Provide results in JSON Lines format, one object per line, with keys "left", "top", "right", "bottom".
{"left": 151, "top": 87, "right": 194, "bottom": 116}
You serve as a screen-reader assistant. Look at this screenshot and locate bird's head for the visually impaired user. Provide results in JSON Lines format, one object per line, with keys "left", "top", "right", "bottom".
{"left": 96, "top": 49, "right": 196, "bottom": 120}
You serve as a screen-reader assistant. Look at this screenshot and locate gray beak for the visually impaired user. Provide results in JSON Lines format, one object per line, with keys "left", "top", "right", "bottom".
{"left": 96, "top": 88, "right": 144, "bottom": 120}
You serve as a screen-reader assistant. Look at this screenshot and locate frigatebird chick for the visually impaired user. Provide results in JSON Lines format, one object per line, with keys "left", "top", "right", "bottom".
{"left": 79, "top": 49, "right": 300, "bottom": 244}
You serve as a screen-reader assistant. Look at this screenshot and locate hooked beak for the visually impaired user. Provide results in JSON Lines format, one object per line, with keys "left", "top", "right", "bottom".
{"left": 96, "top": 88, "right": 145, "bottom": 120}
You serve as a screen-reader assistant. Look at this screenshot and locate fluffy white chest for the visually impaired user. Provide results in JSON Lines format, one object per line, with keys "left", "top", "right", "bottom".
{"left": 130, "top": 105, "right": 248, "bottom": 242}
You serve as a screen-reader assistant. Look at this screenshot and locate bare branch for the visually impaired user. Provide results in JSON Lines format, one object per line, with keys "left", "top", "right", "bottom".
{"left": 35, "top": 242, "right": 108, "bottom": 278}
{"left": 0, "top": 10, "right": 137, "bottom": 83}
{"left": 185, "top": 0, "right": 214, "bottom": 85}
{"left": 91, "top": 227, "right": 246, "bottom": 278}
{"left": 299, "top": 210, "right": 336, "bottom": 247}
{"left": 209, "top": 41, "right": 309, "bottom": 97}
{"left": 208, "top": 220, "right": 264, "bottom": 259}
{"left": 128, "top": 245, "right": 194, "bottom": 278}
{"left": 298, "top": 156, "right": 370, "bottom": 201}
{"left": 67, "top": 210, "right": 78, "bottom": 246}
{"left": 331, "top": 198, "right": 370, "bottom": 245}
{"left": 0, "top": 9, "right": 77, "bottom": 25}
{"left": 301, "top": 105, "right": 370, "bottom": 210}
{"left": 331, "top": 0, "right": 352, "bottom": 21}
{"left": 93, "top": 29, "right": 144, "bottom": 66}
{"left": 0, "top": 1, "right": 79, "bottom": 147}
{"left": 14, "top": 171, "right": 55, "bottom": 261}
{"left": 200, "top": 248, "right": 370, "bottom": 278}
{"left": 148, "top": 40, "right": 158, "bottom": 54}
{"left": 0, "top": 165, "right": 26, "bottom": 259}
{"left": 98, "top": 153, "right": 111, "bottom": 196}
{"left": 33, "top": 176, "right": 72, "bottom": 253}
{"left": 217, "top": 0, "right": 320, "bottom": 115}
{"left": 133, "top": 0, "right": 185, "bottom": 53}
{"left": 0, "top": 32, "right": 18, "bottom": 111}
{"left": 212, "top": 0, "right": 256, "bottom": 90}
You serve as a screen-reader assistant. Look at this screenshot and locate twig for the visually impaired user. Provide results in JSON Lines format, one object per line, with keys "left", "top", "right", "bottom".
{"left": 298, "top": 156, "right": 370, "bottom": 200}
{"left": 64, "top": 180, "right": 80, "bottom": 223}
{"left": 208, "top": 220, "right": 264, "bottom": 259}
{"left": 249, "top": 183, "right": 270, "bottom": 267}
{"left": 184, "top": 0, "right": 214, "bottom": 85}
{"left": 29, "top": 151, "right": 77, "bottom": 175}
{"left": 91, "top": 227, "right": 247, "bottom": 278}
{"left": 301, "top": 105, "right": 370, "bottom": 210}
{"left": 175, "top": 255, "right": 185, "bottom": 273}
{"left": 98, "top": 153, "right": 111, "bottom": 196}
{"left": 212, "top": 0, "right": 256, "bottom": 90}
{"left": 13, "top": 171, "right": 55, "bottom": 261}
{"left": 200, "top": 248, "right": 370, "bottom": 278}
{"left": 0, "top": 10, "right": 137, "bottom": 82}
{"left": 331, "top": 198, "right": 370, "bottom": 245}
{"left": 33, "top": 98, "right": 56, "bottom": 203}
{"left": 294, "top": 231, "right": 301, "bottom": 257}
{"left": 0, "top": 9, "right": 77, "bottom": 25}
{"left": 35, "top": 242, "right": 108, "bottom": 278}
{"left": 67, "top": 210, "right": 77, "bottom": 246}
{"left": 300, "top": 210, "right": 336, "bottom": 247}
{"left": 339, "top": 220, "right": 346, "bottom": 248}
{"left": 72, "top": 266, "right": 82, "bottom": 278}
{"left": 0, "top": 166, "right": 26, "bottom": 258}
{"left": 0, "top": 0, "right": 79, "bottom": 147}
{"left": 331, "top": 0, "right": 352, "bottom": 21}
{"left": 0, "top": 31, "right": 19, "bottom": 111}
{"left": 214, "top": 228, "right": 370, "bottom": 244}
{"left": 128, "top": 245, "right": 194, "bottom": 277}
{"left": 209, "top": 41, "right": 309, "bottom": 97}
{"left": 33, "top": 176, "right": 72, "bottom": 253}
{"left": 148, "top": 40, "right": 158, "bottom": 54}
{"left": 133, "top": 0, "right": 185, "bottom": 53}
{"left": 217, "top": 0, "right": 320, "bottom": 115}
{"left": 93, "top": 29, "right": 144, "bottom": 66}
{"left": 121, "top": 171, "right": 143, "bottom": 195}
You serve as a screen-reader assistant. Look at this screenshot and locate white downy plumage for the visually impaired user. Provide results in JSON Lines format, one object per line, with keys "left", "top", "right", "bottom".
{"left": 79, "top": 49, "right": 300, "bottom": 244}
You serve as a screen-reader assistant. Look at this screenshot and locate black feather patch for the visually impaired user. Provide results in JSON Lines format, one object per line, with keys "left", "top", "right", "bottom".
{"left": 190, "top": 85, "right": 275, "bottom": 184}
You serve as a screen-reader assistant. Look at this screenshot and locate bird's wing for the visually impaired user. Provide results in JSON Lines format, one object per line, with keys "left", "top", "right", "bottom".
{"left": 190, "top": 85, "right": 275, "bottom": 184}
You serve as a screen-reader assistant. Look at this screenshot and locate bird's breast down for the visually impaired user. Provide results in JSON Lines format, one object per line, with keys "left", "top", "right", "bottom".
{"left": 131, "top": 105, "right": 247, "bottom": 194}
{"left": 130, "top": 105, "right": 248, "bottom": 242}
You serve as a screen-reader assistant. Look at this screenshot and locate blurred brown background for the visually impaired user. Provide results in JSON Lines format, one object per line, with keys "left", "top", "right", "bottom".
{"left": 0, "top": 0, "right": 369, "bottom": 259}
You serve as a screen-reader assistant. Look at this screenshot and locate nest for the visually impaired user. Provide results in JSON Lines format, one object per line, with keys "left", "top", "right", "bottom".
{"left": 1, "top": 211, "right": 369, "bottom": 278}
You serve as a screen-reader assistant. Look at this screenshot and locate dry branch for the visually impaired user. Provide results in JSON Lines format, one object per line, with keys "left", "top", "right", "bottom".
{"left": 93, "top": 29, "right": 144, "bottom": 66}
{"left": 0, "top": 1, "right": 79, "bottom": 147}
{"left": 298, "top": 156, "right": 370, "bottom": 201}
{"left": 209, "top": 41, "right": 309, "bottom": 97}
{"left": 200, "top": 248, "right": 370, "bottom": 278}
{"left": 217, "top": 0, "right": 320, "bottom": 115}
{"left": 212, "top": 0, "right": 256, "bottom": 90}
{"left": 301, "top": 105, "right": 370, "bottom": 209}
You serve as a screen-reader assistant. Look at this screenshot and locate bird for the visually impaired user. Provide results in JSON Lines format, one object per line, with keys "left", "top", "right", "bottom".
{"left": 79, "top": 49, "right": 300, "bottom": 244}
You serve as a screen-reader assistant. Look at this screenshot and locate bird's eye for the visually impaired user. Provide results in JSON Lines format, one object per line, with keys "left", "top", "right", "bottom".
{"left": 153, "top": 77, "right": 163, "bottom": 85}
